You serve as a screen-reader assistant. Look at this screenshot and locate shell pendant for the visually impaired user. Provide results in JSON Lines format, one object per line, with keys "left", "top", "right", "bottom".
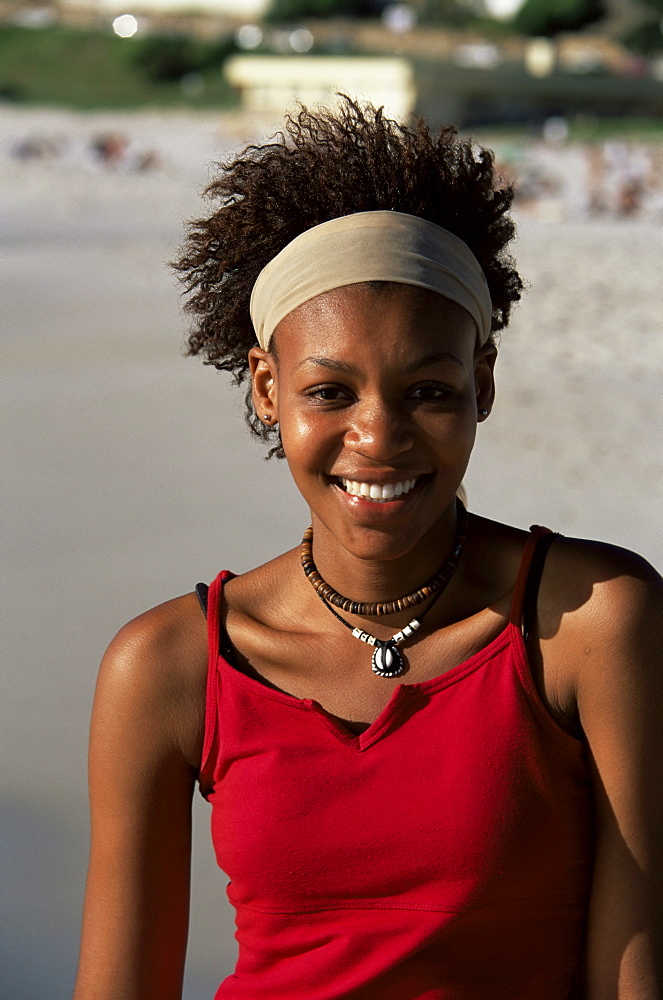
{"left": 371, "top": 642, "right": 405, "bottom": 678}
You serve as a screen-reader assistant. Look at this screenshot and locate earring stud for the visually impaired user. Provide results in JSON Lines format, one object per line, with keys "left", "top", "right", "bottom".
{"left": 479, "top": 408, "right": 489, "bottom": 417}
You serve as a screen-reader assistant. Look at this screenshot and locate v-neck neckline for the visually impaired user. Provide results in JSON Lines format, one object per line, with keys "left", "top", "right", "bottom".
{"left": 216, "top": 609, "right": 515, "bottom": 751}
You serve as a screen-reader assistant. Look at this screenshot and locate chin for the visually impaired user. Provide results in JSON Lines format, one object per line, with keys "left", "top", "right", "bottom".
{"left": 317, "top": 512, "right": 452, "bottom": 565}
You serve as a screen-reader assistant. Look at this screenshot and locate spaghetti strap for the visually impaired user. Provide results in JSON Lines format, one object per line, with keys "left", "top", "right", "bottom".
{"left": 195, "top": 582, "right": 209, "bottom": 618}
{"left": 199, "top": 570, "right": 233, "bottom": 787}
{"left": 508, "top": 526, "right": 554, "bottom": 631}
{"left": 207, "top": 574, "right": 223, "bottom": 657}
{"left": 521, "top": 531, "right": 560, "bottom": 644}
{"left": 205, "top": 571, "right": 239, "bottom": 663}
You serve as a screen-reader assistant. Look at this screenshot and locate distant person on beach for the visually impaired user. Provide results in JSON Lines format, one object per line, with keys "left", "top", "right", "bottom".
{"left": 73, "top": 99, "right": 662, "bottom": 1000}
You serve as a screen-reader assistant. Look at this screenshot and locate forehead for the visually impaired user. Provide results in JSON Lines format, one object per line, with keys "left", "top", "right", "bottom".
{"left": 273, "top": 282, "right": 478, "bottom": 369}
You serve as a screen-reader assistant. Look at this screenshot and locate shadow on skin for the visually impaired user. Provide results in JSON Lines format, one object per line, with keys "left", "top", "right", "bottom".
{"left": 584, "top": 762, "right": 662, "bottom": 996}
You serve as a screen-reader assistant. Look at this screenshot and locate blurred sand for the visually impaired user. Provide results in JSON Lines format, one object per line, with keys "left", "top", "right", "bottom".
{"left": 2, "top": 106, "right": 662, "bottom": 999}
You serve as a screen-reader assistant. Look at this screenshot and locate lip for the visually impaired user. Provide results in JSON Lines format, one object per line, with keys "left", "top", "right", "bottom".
{"left": 329, "top": 474, "right": 430, "bottom": 522}
{"left": 329, "top": 471, "right": 430, "bottom": 487}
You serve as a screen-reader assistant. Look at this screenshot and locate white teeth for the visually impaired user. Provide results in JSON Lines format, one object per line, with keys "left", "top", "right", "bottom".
{"left": 340, "top": 477, "right": 418, "bottom": 502}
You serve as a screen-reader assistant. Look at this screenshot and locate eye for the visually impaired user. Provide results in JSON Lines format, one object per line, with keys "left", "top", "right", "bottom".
{"left": 305, "top": 384, "right": 352, "bottom": 404}
{"left": 408, "top": 382, "right": 453, "bottom": 402}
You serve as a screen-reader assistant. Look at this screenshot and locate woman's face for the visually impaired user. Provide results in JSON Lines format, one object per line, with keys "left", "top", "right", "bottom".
{"left": 250, "top": 283, "right": 495, "bottom": 563}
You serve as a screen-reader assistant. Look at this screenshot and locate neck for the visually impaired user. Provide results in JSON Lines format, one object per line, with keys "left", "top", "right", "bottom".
{"left": 307, "top": 502, "right": 460, "bottom": 607}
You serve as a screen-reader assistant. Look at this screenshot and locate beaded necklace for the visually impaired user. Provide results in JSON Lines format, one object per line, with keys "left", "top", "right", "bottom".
{"left": 301, "top": 500, "right": 468, "bottom": 677}
{"left": 301, "top": 500, "right": 468, "bottom": 617}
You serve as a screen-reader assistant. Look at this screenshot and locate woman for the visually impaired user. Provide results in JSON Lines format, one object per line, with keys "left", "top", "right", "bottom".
{"left": 73, "top": 100, "right": 662, "bottom": 999}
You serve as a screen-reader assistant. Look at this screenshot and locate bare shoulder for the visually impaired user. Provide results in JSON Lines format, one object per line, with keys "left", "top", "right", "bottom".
{"left": 535, "top": 536, "right": 662, "bottom": 732}
{"left": 540, "top": 535, "right": 662, "bottom": 641}
{"left": 95, "top": 592, "right": 208, "bottom": 768}
{"left": 105, "top": 591, "right": 208, "bottom": 669}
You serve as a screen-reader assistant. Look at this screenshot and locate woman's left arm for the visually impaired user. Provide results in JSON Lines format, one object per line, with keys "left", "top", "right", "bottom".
{"left": 573, "top": 549, "right": 663, "bottom": 999}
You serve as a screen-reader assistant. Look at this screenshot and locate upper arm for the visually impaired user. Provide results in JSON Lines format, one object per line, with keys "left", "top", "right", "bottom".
{"left": 73, "top": 597, "right": 207, "bottom": 1000}
{"left": 567, "top": 549, "right": 663, "bottom": 998}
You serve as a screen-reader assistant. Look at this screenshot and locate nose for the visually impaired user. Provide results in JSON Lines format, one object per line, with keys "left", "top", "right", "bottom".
{"left": 344, "top": 399, "right": 415, "bottom": 462}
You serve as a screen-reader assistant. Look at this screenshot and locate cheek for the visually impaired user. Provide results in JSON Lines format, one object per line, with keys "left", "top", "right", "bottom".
{"left": 280, "top": 411, "right": 333, "bottom": 478}
{"left": 421, "top": 398, "right": 477, "bottom": 451}
{"left": 281, "top": 411, "right": 314, "bottom": 453}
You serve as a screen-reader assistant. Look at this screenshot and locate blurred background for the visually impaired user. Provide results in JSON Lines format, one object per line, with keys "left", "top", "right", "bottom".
{"left": 2, "top": 0, "right": 662, "bottom": 995}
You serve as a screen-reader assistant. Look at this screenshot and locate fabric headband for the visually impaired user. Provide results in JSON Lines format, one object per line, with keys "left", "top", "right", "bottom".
{"left": 249, "top": 210, "right": 493, "bottom": 349}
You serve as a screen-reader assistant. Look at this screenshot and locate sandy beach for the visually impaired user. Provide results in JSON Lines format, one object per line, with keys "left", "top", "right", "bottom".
{"left": 2, "top": 105, "right": 662, "bottom": 998}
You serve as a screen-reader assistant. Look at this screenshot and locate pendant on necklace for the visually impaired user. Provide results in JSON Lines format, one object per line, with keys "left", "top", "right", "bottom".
{"left": 371, "top": 642, "right": 405, "bottom": 678}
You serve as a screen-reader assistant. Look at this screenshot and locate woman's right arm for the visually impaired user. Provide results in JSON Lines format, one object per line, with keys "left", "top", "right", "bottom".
{"left": 73, "top": 598, "right": 207, "bottom": 1000}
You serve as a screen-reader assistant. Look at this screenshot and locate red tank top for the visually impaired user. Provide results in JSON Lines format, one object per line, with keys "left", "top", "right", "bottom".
{"left": 199, "top": 530, "right": 593, "bottom": 1000}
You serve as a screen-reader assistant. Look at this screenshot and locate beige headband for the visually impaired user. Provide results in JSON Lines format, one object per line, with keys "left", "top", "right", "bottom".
{"left": 250, "top": 210, "right": 493, "bottom": 349}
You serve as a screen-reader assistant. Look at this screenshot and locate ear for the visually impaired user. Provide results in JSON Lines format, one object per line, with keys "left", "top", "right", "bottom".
{"left": 249, "top": 346, "right": 279, "bottom": 424}
{"left": 474, "top": 343, "right": 497, "bottom": 421}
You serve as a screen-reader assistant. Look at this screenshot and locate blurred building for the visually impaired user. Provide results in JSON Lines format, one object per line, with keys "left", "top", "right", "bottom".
{"left": 223, "top": 50, "right": 663, "bottom": 125}
{"left": 58, "top": 0, "right": 268, "bottom": 15}
{"left": 225, "top": 55, "right": 416, "bottom": 119}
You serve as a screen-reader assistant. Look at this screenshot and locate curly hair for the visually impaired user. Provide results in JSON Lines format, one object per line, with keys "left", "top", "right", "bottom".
{"left": 173, "top": 97, "right": 522, "bottom": 457}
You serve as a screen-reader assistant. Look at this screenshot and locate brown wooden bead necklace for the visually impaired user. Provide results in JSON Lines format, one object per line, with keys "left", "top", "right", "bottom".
{"left": 300, "top": 498, "right": 468, "bottom": 618}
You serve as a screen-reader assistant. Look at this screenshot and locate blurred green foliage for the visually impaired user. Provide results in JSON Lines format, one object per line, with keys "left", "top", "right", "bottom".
{"left": 418, "top": 0, "right": 489, "bottom": 28}
{"left": 621, "top": 0, "right": 663, "bottom": 53}
{"left": 131, "top": 33, "right": 236, "bottom": 82}
{"left": 264, "top": 0, "right": 477, "bottom": 25}
{"left": 474, "top": 116, "right": 663, "bottom": 141}
{"left": 513, "top": 0, "right": 606, "bottom": 36}
{"left": 265, "top": 0, "right": 379, "bottom": 19}
{"left": 0, "top": 25, "right": 239, "bottom": 107}
{"left": 621, "top": 19, "right": 663, "bottom": 53}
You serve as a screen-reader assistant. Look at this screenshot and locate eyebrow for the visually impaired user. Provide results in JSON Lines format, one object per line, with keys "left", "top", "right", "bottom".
{"left": 294, "top": 357, "right": 358, "bottom": 375}
{"left": 294, "top": 351, "right": 466, "bottom": 375}
{"left": 403, "top": 352, "right": 466, "bottom": 373}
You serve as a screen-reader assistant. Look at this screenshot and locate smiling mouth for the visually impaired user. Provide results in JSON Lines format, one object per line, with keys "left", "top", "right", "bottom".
{"left": 335, "top": 477, "right": 421, "bottom": 503}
